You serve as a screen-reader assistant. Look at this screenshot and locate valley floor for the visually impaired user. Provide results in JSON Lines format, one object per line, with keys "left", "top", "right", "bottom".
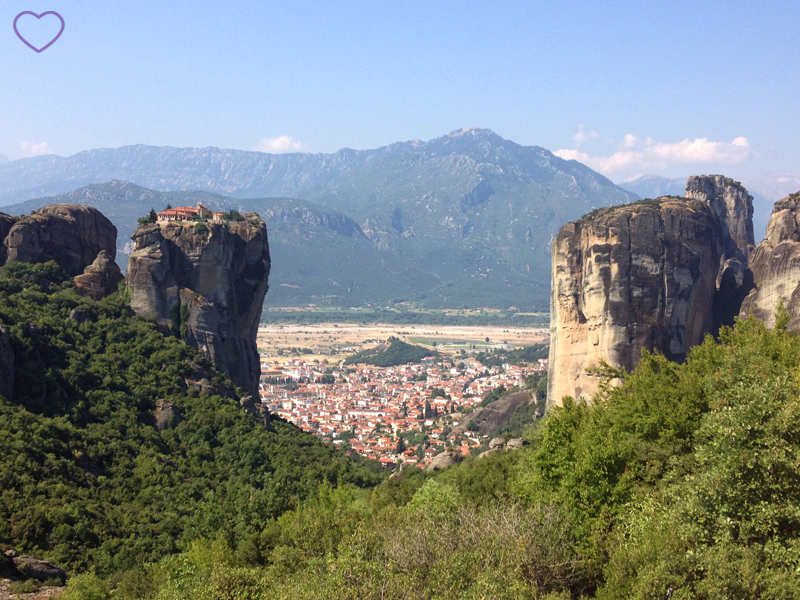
{"left": 256, "top": 323, "right": 549, "bottom": 359}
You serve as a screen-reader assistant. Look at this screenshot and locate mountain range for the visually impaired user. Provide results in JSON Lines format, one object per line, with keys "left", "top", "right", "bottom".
{"left": 0, "top": 129, "right": 641, "bottom": 310}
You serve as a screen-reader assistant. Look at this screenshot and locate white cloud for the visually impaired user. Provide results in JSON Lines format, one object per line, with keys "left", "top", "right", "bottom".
{"left": 649, "top": 136, "right": 750, "bottom": 163}
{"left": 554, "top": 148, "right": 642, "bottom": 173}
{"left": 255, "top": 136, "right": 302, "bottom": 153}
{"left": 572, "top": 125, "right": 598, "bottom": 143}
{"left": 554, "top": 136, "right": 751, "bottom": 175}
{"left": 21, "top": 141, "right": 51, "bottom": 157}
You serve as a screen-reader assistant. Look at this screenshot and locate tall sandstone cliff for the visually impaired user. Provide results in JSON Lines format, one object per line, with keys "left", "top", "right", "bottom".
{"left": 686, "top": 176, "right": 755, "bottom": 329}
{"left": 548, "top": 198, "right": 722, "bottom": 404}
{"left": 1, "top": 204, "right": 122, "bottom": 298}
{"left": 548, "top": 175, "right": 755, "bottom": 405}
{"left": 126, "top": 216, "right": 270, "bottom": 399}
{"left": 740, "top": 192, "right": 800, "bottom": 329}
{"left": 686, "top": 175, "right": 754, "bottom": 265}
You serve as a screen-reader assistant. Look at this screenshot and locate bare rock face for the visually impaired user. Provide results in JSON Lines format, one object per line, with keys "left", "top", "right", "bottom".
{"left": 73, "top": 250, "right": 124, "bottom": 300}
{"left": 686, "top": 175, "right": 754, "bottom": 264}
{"left": 548, "top": 198, "right": 722, "bottom": 405}
{"left": 4, "top": 205, "right": 117, "bottom": 277}
{"left": 126, "top": 216, "right": 270, "bottom": 398}
{"left": 154, "top": 400, "right": 182, "bottom": 431}
{"left": 479, "top": 437, "right": 528, "bottom": 458}
{"left": 11, "top": 555, "right": 67, "bottom": 582}
{"left": 740, "top": 192, "right": 800, "bottom": 329}
{"left": 0, "top": 325, "right": 14, "bottom": 401}
{"left": 426, "top": 449, "right": 462, "bottom": 471}
{"left": 505, "top": 438, "right": 527, "bottom": 451}
{"left": 0, "top": 212, "right": 14, "bottom": 264}
{"left": 686, "top": 175, "right": 756, "bottom": 329}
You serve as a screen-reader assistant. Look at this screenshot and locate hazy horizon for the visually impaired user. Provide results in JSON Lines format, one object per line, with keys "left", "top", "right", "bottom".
{"left": 4, "top": 1, "right": 800, "bottom": 182}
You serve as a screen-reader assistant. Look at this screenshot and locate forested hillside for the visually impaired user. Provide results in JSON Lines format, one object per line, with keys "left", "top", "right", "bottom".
{"left": 0, "top": 262, "right": 381, "bottom": 577}
{"left": 56, "top": 310, "right": 800, "bottom": 599}
{"left": 343, "top": 336, "right": 432, "bottom": 367}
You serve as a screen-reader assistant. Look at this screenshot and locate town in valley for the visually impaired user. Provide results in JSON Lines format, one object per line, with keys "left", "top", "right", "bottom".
{"left": 257, "top": 323, "right": 549, "bottom": 469}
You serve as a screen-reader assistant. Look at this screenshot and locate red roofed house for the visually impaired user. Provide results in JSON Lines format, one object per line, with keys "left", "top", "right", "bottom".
{"left": 157, "top": 203, "right": 224, "bottom": 223}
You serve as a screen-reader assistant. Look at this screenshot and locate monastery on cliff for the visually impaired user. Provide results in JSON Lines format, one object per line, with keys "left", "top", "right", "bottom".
{"left": 157, "top": 203, "right": 224, "bottom": 223}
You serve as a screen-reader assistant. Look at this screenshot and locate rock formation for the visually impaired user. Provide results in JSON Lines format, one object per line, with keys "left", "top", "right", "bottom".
{"left": 548, "top": 197, "right": 723, "bottom": 405}
{"left": 7, "top": 552, "right": 67, "bottom": 583}
{"left": 686, "top": 176, "right": 756, "bottom": 329}
{"left": 426, "top": 449, "right": 462, "bottom": 471}
{"left": 686, "top": 175, "right": 754, "bottom": 264}
{"left": 478, "top": 437, "right": 528, "bottom": 458}
{"left": 740, "top": 192, "right": 800, "bottom": 329}
{"left": 548, "top": 175, "right": 760, "bottom": 406}
{"left": 0, "top": 212, "right": 14, "bottom": 264}
{"left": 0, "top": 325, "right": 14, "bottom": 401}
{"left": 154, "top": 400, "right": 181, "bottom": 431}
{"left": 126, "top": 216, "right": 270, "bottom": 399}
{"left": 454, "top": 390, "right": 535, "bottom": 435}
{"left": 4, "top": 205, "right": 117, "bottom": 276}
{"left": 73, "top": 250, "right": 124, "bottom": 300}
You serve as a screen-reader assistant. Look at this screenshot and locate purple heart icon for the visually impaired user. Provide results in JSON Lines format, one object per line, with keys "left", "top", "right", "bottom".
{"left": 13, "top": 11, "right": 65, "bottom": 53}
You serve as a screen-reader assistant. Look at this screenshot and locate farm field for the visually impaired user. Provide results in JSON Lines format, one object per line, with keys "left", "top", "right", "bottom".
{"left": 257, "top": 322, "right": 550, "bottom": 363}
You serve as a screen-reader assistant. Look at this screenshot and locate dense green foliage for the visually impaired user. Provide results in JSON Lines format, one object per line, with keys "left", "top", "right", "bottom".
{"left": 60, "top": 312, "right": 800, "bottom": 598}
{"left": 0, "top": 262, "right": 381, "bottom": 576}
{"left": 343, "top": 336, "right": 433, "bottom": 367}
{"left": 222, "top": 209, "right": 244, "bottom": 221}
{"left": 475, "top": 343, "right": 549, "bottom": 367}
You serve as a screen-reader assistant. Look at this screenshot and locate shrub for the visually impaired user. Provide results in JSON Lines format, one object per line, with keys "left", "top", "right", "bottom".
{"left": 60, "top": 572, "right": 109, "bottom": 600}
{"left": 8, "top": 579, "right": 41, "bottom": 594}
{"left": 222, "top": 209, "right": 244, "bottom": 221}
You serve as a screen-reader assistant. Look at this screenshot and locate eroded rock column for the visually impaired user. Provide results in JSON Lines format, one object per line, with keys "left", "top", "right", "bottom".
{"left": 548, "top": 198, "right": 722, "bottom": 405}
{"left": 126, "top": 215, "right": 270, "bottom": 398}
{"left": 740, "top": 192, "right": 800, "bottom": 329}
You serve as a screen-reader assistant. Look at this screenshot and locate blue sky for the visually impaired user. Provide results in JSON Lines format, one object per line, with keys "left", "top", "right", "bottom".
{"left": 2, "top": 0, "right": 798, "bottom": 181}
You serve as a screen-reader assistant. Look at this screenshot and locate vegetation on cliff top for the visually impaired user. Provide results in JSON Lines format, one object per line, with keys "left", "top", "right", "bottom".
{"left": 58, "top": 310, "right": 800, "bottom": 599}
{"left": 581, "top": 194, "right": 695, "bottom": 222}
{"left": 0, "top": 262, "right": 382, "bottom": 576}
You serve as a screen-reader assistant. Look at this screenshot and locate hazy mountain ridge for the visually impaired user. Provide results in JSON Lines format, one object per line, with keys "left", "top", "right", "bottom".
{"left": 1, "top": 183, "right": 437, "bottom": 307}
{"left": 1, "top": 130, "right": 641, "bottom": 309}
{"left": 0, "top": 129, "right": 631, "bottom": 208}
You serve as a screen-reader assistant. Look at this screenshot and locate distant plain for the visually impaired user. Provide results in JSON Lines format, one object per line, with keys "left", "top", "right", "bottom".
{"left": 257, "top": 323, "right": 550, "bottom": 363}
